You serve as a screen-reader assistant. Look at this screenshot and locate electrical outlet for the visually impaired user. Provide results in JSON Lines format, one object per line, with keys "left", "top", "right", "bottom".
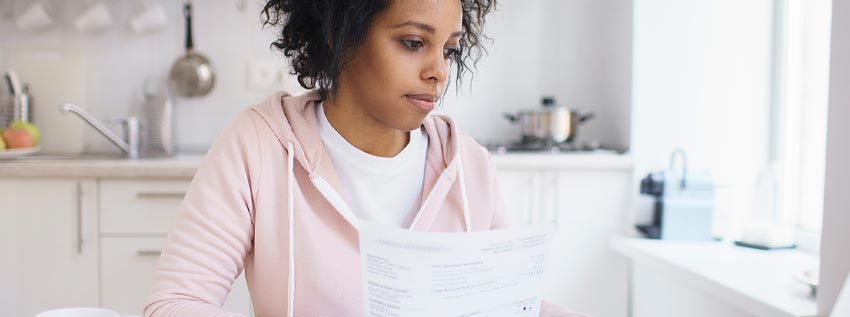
{"left": 247, "top": 60, "right": 287, "bottom": 91}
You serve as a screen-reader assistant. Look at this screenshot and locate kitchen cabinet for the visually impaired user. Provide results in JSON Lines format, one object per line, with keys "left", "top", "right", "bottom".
{"left": 0, "top": 177, "right": 252, "bottom": 316}
{"left": 546, "top": 171, "right": 631, "bottom": 317}
{"left": 0, "top": 178, "right": 99, "bottom": 317}
{"left": 97, "top": 179, "right": 252, "bottom": 316}
{"left": 99, "top": 179, "right": 189, "bottom": 235}
{"left": 101, "top": 237, "right": 165, "bottom": 314}
{"left": 100, "top": 237, "right": 252, "bottom": 315}
{"left": 495, "top": 171, "right": 538, "bottom": 224}
{"left": 1, "top": 153, "right": 631, "bottom": 317}
{"left": 495, "top": 158, "right": 633, "bottom": 317}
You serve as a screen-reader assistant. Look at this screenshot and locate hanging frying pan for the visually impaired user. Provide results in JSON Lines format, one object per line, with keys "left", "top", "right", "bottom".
{"left": 168, "top": 2, "right": 215, "bottom": 98}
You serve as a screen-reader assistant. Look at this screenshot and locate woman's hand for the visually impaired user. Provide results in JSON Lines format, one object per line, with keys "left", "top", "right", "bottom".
{"left": 540, "top": 300, "right": 592, "bottom": 317}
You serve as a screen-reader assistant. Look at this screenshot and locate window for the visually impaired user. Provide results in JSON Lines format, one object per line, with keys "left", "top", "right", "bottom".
{"left": 630, "top": 0, "right": 830, "bottom": 247}
{"left": 772, "top": 0, "right": 831, "bottom": 250}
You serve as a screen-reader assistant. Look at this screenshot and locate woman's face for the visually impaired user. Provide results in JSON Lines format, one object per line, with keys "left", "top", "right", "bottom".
{"left": 336, "top": 0, "right": 463, "bottom": 132}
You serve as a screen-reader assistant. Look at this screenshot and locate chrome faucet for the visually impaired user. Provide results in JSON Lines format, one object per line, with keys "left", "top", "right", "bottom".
{"left": 61, "top": 103, "right": 141, "bottom": 159}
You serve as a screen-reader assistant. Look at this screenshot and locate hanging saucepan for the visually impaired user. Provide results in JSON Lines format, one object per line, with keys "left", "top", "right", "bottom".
{"left": 504, "top": 97, "right": 594, "bottom": 143}
{"left": 168, "top": 2, "right": 215, "bottom": 98}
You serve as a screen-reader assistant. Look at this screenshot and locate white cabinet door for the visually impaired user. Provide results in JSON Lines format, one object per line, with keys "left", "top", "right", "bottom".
{"left": 101, "top": 237, "right": 163, "bottom": 315}
{"left": 0, "top": 178, "right": 99, "bottom": 317}
{"left": 100, "top": 180, "right": 190, "bottom": 235}
{"left": 99, "top": 179, "right": 252, "bottom": 315}
{"left": 544, "top": 171, "right": 631, "bottom": 317}
{"left": 496, "top": 170, "right": 561, "bottom": 225}
{"left": 101, "top": 237, "right": 253, "bottom": 316}
{"left": 495, "top": 171, "right": 538, "bottom": 225}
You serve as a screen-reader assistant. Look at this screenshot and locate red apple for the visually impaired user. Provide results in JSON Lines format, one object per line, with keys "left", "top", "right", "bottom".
{"left": 3, "top": 127, "right": 34, "bottom": 149}
{"left": 8, "top": 121, "right": 39, "bottom": 146}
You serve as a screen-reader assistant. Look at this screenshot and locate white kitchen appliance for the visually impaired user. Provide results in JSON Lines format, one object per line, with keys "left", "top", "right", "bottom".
{"left": 637, "top": 149, "right": 716, "bottom": 241}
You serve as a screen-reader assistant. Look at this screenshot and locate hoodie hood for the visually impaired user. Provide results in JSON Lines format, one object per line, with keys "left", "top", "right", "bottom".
{"left": 257, "top": 91, "right": 462, "bottom": 183}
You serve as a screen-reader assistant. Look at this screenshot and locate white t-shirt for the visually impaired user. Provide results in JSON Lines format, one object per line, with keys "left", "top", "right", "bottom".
{"left": 316, "top": 102, "right": 429, "bottom": 227}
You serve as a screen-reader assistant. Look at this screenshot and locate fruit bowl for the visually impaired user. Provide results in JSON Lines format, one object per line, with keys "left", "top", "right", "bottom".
{"left": 0, "top": 145, "right": 42, "bottom": 159}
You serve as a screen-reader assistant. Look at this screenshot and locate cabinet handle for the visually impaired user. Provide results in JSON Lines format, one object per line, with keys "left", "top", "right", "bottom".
{"left": 527, "top": 184, "right": 534, "bottom": 224}
{"left": 551, "top": 174, "right": 560, "bottom": 226}
{"left": 136, "top": 192, "right": 186, "bottom": 200}
{"left": 137, "top": 249, "right": 163, "bottom": 257}
{"left": 76, "top": 182, "right": 84, "bottom": 254}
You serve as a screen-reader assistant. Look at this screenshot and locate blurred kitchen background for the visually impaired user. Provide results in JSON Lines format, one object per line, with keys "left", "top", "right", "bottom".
{"left": 1, "top": 0, "right": 849, "bottom": 316}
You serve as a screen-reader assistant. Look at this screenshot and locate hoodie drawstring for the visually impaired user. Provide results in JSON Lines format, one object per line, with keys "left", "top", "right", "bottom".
{"left": 286, "top": 141, "right": 296, "bottom": 317}
{"left": 457, "top": 151, "right": 472, "bottom": 233}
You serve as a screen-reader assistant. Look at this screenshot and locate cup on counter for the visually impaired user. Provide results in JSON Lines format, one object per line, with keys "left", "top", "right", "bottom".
{"left": 15, "top": 1, "right": 54, "bottom": 32}
{"left": 35, "top": 307, "right": 122, "bottom": 317}
{"left": 73, "top": 1, "right": 113, "bottom": 33}
{"left": 130, "top": 0, "right": 168, "bottom": 34}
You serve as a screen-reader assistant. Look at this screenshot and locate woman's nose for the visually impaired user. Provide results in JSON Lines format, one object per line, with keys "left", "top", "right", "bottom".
{"left": 422, "top": 50, "right": 449, "bottom": 83}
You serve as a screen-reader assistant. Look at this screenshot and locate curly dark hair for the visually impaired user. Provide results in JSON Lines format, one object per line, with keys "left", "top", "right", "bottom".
{"left": 261, "top": 0, "right": 496, "bottom": 100}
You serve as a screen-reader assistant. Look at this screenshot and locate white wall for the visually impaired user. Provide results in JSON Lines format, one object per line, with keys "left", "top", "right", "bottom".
{"left": 0, "top": 0, "right": 632, "bottom": 154}
{"left": 435, "top": 0, "right": 546, "bottom": 146}
{"left": 0, "top": 0, "right": 284, "bottom": 152}
{"left": 817, "top": 0, "right": 850, "bottom": 314}
{"left": 441, "top": 0, "right": 633, "bottom": 151}
{"left": 545, "top": 0, "right": 633, "bottom": 152}
{"left": 630, "top": 0, "right": 774, "bottom": 237}
{"left": 419, "top": 0, "right": 633, "bottom": 151}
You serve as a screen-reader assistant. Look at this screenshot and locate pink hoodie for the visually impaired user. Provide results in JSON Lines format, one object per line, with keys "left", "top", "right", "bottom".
{"left": 144, "top": 91, "right": 587, "bottom": 317}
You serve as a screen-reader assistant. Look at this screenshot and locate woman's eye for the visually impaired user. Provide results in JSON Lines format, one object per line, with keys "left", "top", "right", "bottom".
{"left": 402, "top": 40, "right": 423, "bottom": 50}
{"left": 401, "top": 39, "right": 459, "bottom": 60}
{"left": 443, "top": 47, "right": 460, "bottom": 60}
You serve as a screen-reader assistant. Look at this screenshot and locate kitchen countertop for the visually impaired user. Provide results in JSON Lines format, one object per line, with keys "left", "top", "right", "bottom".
{"left": 0, "top": 151, "right": 633, "bottom": 179}
{"left": 0, "top": 153, "right": 207, "bottom": 179}
{"left": 490, "top": 151, "right": 633, "bottom": 171}
{"left": 610, "top": 237, "right": 820, "bottom": 317}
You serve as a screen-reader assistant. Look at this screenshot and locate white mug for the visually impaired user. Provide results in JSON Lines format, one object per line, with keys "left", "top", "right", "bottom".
{"left": 35, "top": 307, "right": 122, "bottom": 317}
{"left": 73, "top": 1, "right": 113, "bottom": 32}
{"left": 15, "top": 1, "right": 53, "bottom": 32}
{"left": 130, "top": 2, "right": 168, "bottom": 34}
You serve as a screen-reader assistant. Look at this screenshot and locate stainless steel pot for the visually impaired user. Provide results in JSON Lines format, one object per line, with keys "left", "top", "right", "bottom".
{"left": 504, "top": 97, "right": 594, "bottom": 143}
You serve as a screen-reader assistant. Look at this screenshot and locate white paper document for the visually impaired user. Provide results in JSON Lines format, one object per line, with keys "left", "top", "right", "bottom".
{"left": 359, "top": 222, "right": 554, "bottom": 317}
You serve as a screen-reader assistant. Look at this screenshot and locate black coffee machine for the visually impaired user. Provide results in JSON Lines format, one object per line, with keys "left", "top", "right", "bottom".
{"left": 636, "top": 171, "right": 666, "bottom": 239}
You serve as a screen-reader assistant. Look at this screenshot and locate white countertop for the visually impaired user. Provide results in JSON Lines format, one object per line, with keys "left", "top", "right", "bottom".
{"left": 0, "top": 151, "right": 632, "bottom": 179}
{"left": 0, "top": 153, "right": 207, "bottom": 179}
{"left": 610, "top": 237, "right": 820, "bottom": 317}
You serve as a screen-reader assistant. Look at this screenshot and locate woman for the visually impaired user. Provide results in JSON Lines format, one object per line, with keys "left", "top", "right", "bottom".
{"left": 145, "top": 0, "right": 588, "bottom": 316}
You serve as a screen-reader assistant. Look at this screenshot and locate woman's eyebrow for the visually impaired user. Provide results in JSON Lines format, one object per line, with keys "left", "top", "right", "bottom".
{"left": 393, "top": 20, "right": 463, "bottom": 38}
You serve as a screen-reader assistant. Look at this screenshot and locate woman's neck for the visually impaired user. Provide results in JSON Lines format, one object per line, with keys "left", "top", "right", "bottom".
{"left": 323, "top": 94, "right": 410, "bottom": 158}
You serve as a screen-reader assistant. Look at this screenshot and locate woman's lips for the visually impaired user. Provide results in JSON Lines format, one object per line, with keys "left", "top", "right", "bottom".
{"left": 405, "top": 94, "right": 437, "bottom": 113}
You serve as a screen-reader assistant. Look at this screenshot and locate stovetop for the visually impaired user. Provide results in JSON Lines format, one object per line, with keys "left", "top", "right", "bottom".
{"left": 483, "top": 139, "right": 619, "bottom": 154}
